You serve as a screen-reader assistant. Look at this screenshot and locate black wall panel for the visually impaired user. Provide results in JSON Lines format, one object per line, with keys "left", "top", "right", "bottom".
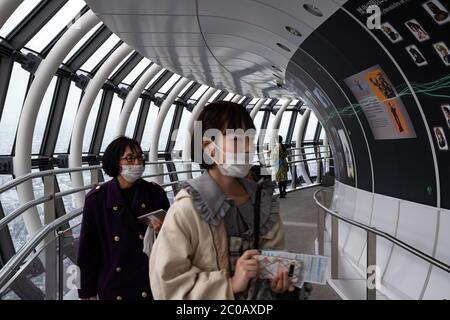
{"left": 286, "top": 0, "right": 450, "bottom": 207}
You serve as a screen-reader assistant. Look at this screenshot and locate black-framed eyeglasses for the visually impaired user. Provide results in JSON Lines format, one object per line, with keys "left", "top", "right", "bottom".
{"left": 120, "top": 154, "right": 145, "bottom": 163}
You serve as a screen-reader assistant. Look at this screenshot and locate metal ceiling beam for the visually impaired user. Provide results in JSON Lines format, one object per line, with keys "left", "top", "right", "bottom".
{"left": 0, "top": 56, "right": 14, "bottom": 121}
{"left": 40, "top": 6, "right": 90, "bottom": 58}
{"left": 109, "top": 51, "right": 143, "bottom": 85}
{"left": 6, "top": 0, "right": 67, "bottom": 50}
{"left": 133, "top": 98, "right": 151, "bottom": 145}
{"left": 39, "top": 76, "right": 71, "bottom": 157}
{"left": 65, "top": 25, "right": 112, "bottom": 71}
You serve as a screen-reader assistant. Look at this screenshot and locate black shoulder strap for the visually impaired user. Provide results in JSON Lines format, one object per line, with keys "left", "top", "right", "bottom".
{"left": 253, "top": 179, "right": 264, "bottom": 250}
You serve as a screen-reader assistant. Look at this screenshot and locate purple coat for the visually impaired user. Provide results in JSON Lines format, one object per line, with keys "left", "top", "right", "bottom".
{"left": 77, "top": 178, "right": 170, "bottom": 300}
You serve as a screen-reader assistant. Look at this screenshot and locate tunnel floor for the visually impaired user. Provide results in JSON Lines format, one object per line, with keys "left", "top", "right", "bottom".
{"left": 280, "top": 186, "right": 341, "bottom": 300}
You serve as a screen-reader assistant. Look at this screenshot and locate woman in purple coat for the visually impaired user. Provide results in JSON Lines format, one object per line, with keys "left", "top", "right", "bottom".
{"left": 77, "top": 137, "right": 170, "bottom": 300}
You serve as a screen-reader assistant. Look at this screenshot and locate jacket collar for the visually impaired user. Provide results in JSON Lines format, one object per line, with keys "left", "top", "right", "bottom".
{"left": 105, "top": 178, "right": 145, "bottom": 209}
{"left": 180, "top": 172, "right": 257, "bottom": 225}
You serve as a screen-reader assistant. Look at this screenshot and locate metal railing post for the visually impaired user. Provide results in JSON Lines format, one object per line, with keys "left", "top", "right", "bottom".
{"left": 317, "top": 192, "right": 325, "bottom": 256}
{"left": 43, "top": 175, "right": 57, "bottom": 300}
{"left": 331, "top": 215, "right": 339, "bottom": 279}
{"left": 58, "top": 230, "right": 64, "bottom": 300}
{"left": 90, "top": 168, "right": 99, "bottom": 185}
{"left": 367, "top": 231, "right": 377, "bottom": 300}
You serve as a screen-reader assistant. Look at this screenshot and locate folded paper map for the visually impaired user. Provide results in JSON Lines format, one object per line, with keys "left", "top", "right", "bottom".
{"left": 254, "top": 255, "right": 302, "bottom": 286}
{"left": 261, "top": 250, "right": 329, "bottom": 287}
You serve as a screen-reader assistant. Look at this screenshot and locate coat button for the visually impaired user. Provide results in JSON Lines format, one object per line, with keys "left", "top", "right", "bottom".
{"left": 114, "top": 236, "right": 120, "bottom": 242}
{"left": 95, "top": 186, "right": 100, "bottom": 190}
{"left": 115, "top": 267, "right": 122, "bottom": 272}
{"left": 141, "top": 203, "right": 146, "bottom": 209}
{"left": 113, "top": 206, "right": 118, "bottom": 211}
{"left": 139, "top": 234, "right": 144, "bottom": 240}
{"left": 141, "top": 292, "right": 148, "bottom": 298}
{"left": 116, "top": 296, "right": 122, "bottom": 301}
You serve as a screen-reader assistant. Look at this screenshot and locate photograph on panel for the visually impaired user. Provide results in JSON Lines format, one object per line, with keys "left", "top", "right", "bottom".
{"left": 405, "top": 45, "right": 428, "bottom": 67}
{"left": 422, "top": 0, "right": 450, "bottom": 25}
{"left": 404, "top": 19, "right": 430, "bottom": 42}
{"left": 380, "top": 22, "right": 403, "bottom": 43}
{"left": 442, "top": 104, "right": 450, "bottom": 129}
{"left": 434, "top": 127, "right": 449, "bottom": 150}
{"left": 433, "top": 42, "right": 450, "bottom": 66}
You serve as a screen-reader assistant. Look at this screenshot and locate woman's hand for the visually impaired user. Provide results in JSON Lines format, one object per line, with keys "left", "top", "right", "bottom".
{"left": 149, "top": 216, "right": 163, "bottom": 233}
{"left": 230, "top": 249, "right": 260, "bottom": 294}
{"left": 270, "top": 270, "right": 295, "bottom": 294}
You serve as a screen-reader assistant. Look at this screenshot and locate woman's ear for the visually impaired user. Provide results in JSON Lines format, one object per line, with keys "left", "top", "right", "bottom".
{"left": 202, "top": 138, "right": 214, "bottom": 157}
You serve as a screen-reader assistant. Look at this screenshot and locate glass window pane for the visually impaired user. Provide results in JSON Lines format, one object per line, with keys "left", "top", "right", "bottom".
{"left": 82, "top": 91, "right": 102, "bottom": 152}
{"left": 264, "top": 113, "right": 275, "bottom": 145}
{"left": 320, "top": 127, "right": 326, "bottom": 140}
{"left": 253, "top": 111, "right": 264, "bottom": 136}
{"left": 279, "top": 111, "right": 291, "bottom": 141}
{"left": 145, "top": 68, "right": 166, "bottom": 90}
{"left": 54, "top": 83, "right": 82, "bottom": 153}
{"left": 173, "top": 109, "right": 191, "bottom": 150}
{"left": 141, "top": 102, "right": 159, "bottom": 151}
{"left": 0, "top": 175, "right": 27, "bottom": 251}
{"left": 223, "top": 93, "right": 234, "bottom": 101}
{"left": 292, "top": 111, "right": 304, "bottom": 145}
{"left": 125, "top": 98, "right": 141, "bottom": 138}
{"left": 305, "top": 112, "right": 318, "bottom": 141}
{"left": 177, "top": 81, "right": 194, "bottom": 97}
{"left": 190, "top": 85, "right": 209, "bottom": 101}
{"left": 158, "top": 106, "right": 175, "bottom": 151}
{"left": 0, "top": 63, "right": 30, "bottom": 155}
{"left": 63, "top": 22, "right": 103, "bottom": 64}
{"left": 208, "top": 89, "right": 221, "bottom": 102}
{"left": 101, "top": 94, "right": 123, "bottom": 152}
{"left": 26, "top": 0, "right": 86, "bottom": 52}
{"left": 158, "top": 74, "right": 180, "bottom": 94}
{"left": 80, "top": 34, "right": 120, "bottom": 72}
{"left": 121, "top": 59, "right": 151, "bottom": 84}
{"left": 0, "top": 0, "right": 42, "bottom": 38}
{"left": 32, "top": 77, "right": 57, "bottom": 154}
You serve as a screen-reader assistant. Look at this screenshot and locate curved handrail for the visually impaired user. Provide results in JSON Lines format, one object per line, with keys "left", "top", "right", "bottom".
{"left": 0, "top": 208, "right": 83, "bottom": 290}
{"left": 313, "top": 189, "right": 450, "bottom": 274}
{"left": 0, "top": 165, "right": 102, "bottom": 194}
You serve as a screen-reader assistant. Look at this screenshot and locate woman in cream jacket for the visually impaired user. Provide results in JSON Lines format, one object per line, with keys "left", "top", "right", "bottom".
{"left": 149, "top": 101, "right": 293, "bottom": 299}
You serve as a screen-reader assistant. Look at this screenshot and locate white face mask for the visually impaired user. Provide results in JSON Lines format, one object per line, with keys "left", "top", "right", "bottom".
{"left": 120, "top": 165, "right": 145, "bottom": 183}
{"left": 205, "top": 142, "right": 254, "bottom": 178}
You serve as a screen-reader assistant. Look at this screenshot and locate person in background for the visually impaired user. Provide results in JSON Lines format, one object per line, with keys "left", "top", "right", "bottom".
{"left": 77, "top": 137, "right": 170, "bottom": 300}
{"left": 149, "top": 101, "right": 293, "bottom": 299}
{"left": 272, "top": 135, "right": 289, "bottom": 198}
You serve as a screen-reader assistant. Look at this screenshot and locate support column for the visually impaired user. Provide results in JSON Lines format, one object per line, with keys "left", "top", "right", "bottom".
{"left": 69, "top": 43, "right": 133, "bottom": 208}
{"left": 148, "top": 78, "right": 190, "bottom": 183}
{"left": 115, "top": 63, "right": 162, "bottom": 137}
{"left": 294, "top": 108, "right": 313, "bottom": 185}
{"left": 250, "top": 98, "right": 266, "bottom": 119}
{"left": 231, "top": 94, "right": 242, "bottom": 103}
{"left": 0, "top": 0, "right": 23, "bottom": 28}
{"left": 182, "top": 87, "right": 219, "bottom": 179}
{"left": 13, "top": 11, "right": 99, "bottom": 236}
{"left": 270, "top": 98, "right": 292, "bottom": 148}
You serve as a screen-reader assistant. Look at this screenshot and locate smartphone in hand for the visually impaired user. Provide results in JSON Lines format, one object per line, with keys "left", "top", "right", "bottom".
{"left": 138, "top": 209, "right": 166, "bottom": 226}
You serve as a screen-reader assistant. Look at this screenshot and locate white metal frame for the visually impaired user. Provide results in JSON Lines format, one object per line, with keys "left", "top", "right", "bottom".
{"left": 69, "top": 43, "right": 133, "bottom": 208}
{"left": 13, "top": 11, "right": 99, "bottom": 236}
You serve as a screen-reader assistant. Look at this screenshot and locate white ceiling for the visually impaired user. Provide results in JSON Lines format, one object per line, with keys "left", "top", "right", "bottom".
{"left": 84, "top": 0, "right": 348, "bottom": 98}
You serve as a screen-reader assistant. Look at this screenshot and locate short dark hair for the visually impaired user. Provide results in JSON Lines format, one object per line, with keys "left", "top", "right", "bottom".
{"left": 102, "top": 136, "right": 143, "bottom": 177}
{"left": 191, "top": 101, "right": 256, "bottom": 169}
